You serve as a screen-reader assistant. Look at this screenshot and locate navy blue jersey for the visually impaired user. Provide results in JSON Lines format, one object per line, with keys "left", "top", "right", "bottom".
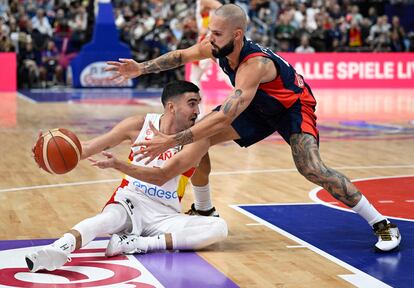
{"left": 218, "top": 38, "right": 308, "bottom": 111}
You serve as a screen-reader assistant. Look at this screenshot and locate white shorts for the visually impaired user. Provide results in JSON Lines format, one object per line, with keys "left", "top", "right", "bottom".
{"left": 107, "top": 188, "right": 215, "bottom": 237}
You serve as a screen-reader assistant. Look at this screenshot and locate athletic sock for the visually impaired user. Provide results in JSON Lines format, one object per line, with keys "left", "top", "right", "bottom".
{"left": 140, "top": 235, "right": 166, "bottom": 251}
{"left": 52, "top": 233, "right": 76, "bottom": 255}
{"left": 352, "top": 195, "right": 387, "bottom": 226}
{"left": 192, "top": 184, "right": 213, "bottom": 211}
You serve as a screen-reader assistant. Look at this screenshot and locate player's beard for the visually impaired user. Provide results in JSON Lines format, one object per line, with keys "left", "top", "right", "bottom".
{"left": 211, "top": 39, "right": 235, "bottom": 58}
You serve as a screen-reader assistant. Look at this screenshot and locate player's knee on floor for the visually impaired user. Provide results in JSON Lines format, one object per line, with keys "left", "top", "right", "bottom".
{"left": 212, "top": 217, "right": 228, "bottom": 241}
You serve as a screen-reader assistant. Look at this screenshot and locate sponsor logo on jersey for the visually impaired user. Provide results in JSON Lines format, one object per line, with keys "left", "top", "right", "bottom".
{"left": 132, "top": 180, "right": 178, "bottom": 200}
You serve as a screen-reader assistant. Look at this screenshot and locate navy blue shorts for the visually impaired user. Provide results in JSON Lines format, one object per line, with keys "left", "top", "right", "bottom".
{"left": 214, "top": 86, "right": 319, "bottom": 147}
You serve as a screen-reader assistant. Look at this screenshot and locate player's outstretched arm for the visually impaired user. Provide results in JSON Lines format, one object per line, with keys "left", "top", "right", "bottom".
{"left": 80, "top": 116, "right": 144, "bottom": 160}
{"left": 89, "top": 138, "right": 210, "bottom": 186}
{"left": 105, "top": 40, "right": 213, "bottom": 84}
{"left": 134, "top": 58, "right": 271, "bottom": 162}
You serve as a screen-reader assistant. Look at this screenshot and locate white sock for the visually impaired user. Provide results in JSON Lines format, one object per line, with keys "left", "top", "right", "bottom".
{"left": 192, "top": 184, "right": 213, "bottom": 211}
{"left": 52, "top": 233, "right": 76, "bottom": 255}
{"left": 141, "top": 235, "right": 166, "bottom": 251}
{"left": 352, "top": 195, "right": 386, "bottom": 226}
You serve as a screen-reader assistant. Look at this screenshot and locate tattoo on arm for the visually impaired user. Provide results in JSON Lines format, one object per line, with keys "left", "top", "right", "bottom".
{"left": 174, "top": 129, "right": 194, "bottom": 145}
{"left": 221, "top": 89, "right": 244, "bottom": 117}
{"left": 258, "top": 57, "right": 271, "bottom": 64}
{"left": 142, "top": 51, "right": 183, "bottom": 74}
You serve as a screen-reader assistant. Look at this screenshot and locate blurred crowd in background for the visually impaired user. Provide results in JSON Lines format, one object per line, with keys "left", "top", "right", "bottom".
{"left": 1, "top": 0, "right": 414, "bottom": 88}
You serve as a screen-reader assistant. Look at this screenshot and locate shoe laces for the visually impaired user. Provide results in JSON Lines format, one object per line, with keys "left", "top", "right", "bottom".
{"left": 375, "top": 223, "right": 398, "bottom": 241}
{"left": 185, "top": 203, "right": 218, "bottom": 216}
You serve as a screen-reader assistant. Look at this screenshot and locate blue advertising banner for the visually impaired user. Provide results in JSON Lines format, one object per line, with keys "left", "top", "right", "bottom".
{"left": 70, "top": 0, "right": 135, "bottom": 88}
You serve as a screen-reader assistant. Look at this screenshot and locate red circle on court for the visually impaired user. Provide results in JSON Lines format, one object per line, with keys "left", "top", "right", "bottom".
{"left": 315, "top": 176, "right": 414, "bottom": 220}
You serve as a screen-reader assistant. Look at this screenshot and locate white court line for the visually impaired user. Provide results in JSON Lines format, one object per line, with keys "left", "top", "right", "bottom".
{"left": 17, "top": 92, "right": 37, "bottom": 104}
{"left": 286, "top": 245, "right": 306, "bottom": 248}
{"left": 230, "top": 204, "right": 392, "bottom": 288}
{"left": 405, "top": 200, "right": 414, "bottom": 202}
{"left": 1, "top": 164, "right": 414, "bottom": 193}
{"left": 377, "top": 200, "right": 394, "bottom": 203}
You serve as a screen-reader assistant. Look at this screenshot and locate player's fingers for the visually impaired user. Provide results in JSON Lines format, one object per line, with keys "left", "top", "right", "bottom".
{"left": 144, "top": 155, "right": 156, "bottom": 165}
{"left": 148, "top": 121, "right": 158, "bottom": 134}
{"left": 106, "top": 61, "right": 121, "bottom": 66}
{"left": 108, "top": 72, "right": 122, "bottom": 81}
{"left": 104, "top": 66, "right": 119, "bottom": 72}
{"left": 87, "top": 157, "right": 97, "bottom": 163}
{"left": 113, "top": 75, "right": 126, "bottom": 84}
{"left": 102, "top": 151, "right": 112, "bottom": 158}
{"left": 119, "top": 58, "right": 131, "bottom": 63}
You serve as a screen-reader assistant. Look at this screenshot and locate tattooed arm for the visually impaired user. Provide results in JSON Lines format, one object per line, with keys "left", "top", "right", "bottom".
{"left": 105, "top": 39, "right": 213, "bottom": 83}
{"left": 132, "top": 56, "right": 277, "bottom": 162}
{"left": 174, "top": 56, "right": 277, "bottom": 145}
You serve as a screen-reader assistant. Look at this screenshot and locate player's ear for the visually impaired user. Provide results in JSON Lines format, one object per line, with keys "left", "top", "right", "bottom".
{"left": 234, "top": 29, "right": 243, "bottom": 40}
{"left": 167, "top": 101, "right": 175, "bottom": 114}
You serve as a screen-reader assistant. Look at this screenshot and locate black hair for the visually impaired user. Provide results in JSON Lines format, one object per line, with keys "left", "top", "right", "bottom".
{"left": 161, "top": 80, "right": 200, "bottom": 107}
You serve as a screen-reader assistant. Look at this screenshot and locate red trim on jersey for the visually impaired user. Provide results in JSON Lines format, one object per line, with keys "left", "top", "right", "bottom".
{"left": 299, "top": 86, "right": 318, "bottom": 139}
{"left": 104, "top": 178, "right": 130, "bottom": 207}
{"left": 182, "top": 167, "right": 196, "bottom": 178}
{"left": 240, "top": 52, "right": 300, "bottom": 108}
{"left": 240, "top": 52, "right": 269, "bottom": 63}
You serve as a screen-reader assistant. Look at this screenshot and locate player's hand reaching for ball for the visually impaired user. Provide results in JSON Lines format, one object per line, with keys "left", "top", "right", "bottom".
{"left": 88, "top": 151, "right": 120, "bottom": 169}
{"left": 105, "top": 58, "right": 142, "bottom": 84}
{"left": 32, "top": 130, "right": 43, "bottom": 168}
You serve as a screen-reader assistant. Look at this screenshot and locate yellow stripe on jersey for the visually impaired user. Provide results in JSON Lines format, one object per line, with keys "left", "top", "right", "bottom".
{"left": 177, "top": 175, "right": 190, "bottom": 201}
{"left": 176, "top": 167, "right": 196, "bottom": 201}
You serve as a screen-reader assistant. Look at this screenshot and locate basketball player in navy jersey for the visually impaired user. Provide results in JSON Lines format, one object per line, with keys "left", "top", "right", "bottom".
{"left": 105, "top": 4, "right": 400, "bottom": 251}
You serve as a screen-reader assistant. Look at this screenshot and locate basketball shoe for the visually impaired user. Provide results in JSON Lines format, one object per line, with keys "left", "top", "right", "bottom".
{"left": 185, "top": 203, "right": 220, "bottom": 217}
{"left": 25, "top": 246, "right": 69, "bottom": 272}
{"left": 373, "top": 220, "right": 401, "bottom": 252}
{"left": 106, "top": 233, "right": 148, "bottom": 257}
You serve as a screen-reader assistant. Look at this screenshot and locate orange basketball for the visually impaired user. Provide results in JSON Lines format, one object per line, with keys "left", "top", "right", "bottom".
{"left": 33, "top": 128, "right": 82, "bottom": 174}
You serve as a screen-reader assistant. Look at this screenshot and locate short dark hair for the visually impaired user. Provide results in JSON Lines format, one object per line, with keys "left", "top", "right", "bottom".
{"left": 161, "top": 80, "right": 200, "bottom": 107}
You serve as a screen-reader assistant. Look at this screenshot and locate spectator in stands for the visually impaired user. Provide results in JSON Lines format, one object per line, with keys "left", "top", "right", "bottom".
{"left": 347, "top": 20, "right": 363, "bottom": 48}
{"left": 391, "top": 16, "right": 406, "bottom": 51}
{"left": 18, "top": 41, "right": 40, "bottom": 88}
{"left": 31, "top": 8, "right": 53, "bottom": 37}
{"left": 295, "top": 34, "right": 315, "bottom": 53}
{"left": 39, "top": 39, "right": 64, "bottom": 87}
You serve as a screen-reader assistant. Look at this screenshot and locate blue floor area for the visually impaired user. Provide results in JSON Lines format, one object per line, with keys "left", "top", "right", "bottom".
{"left": 19, "top": 88, "right": 162, "bottom": 102}
{"left": 238, "top": 204, "right": 412, "bottom": 288}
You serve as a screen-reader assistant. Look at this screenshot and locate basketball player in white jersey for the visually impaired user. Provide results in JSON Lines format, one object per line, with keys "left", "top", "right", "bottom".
{"left": 25, "top": 81, "right": 228, "bottom": 272}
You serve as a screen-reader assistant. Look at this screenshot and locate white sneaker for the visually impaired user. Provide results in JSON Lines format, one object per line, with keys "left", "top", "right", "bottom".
{"left": 105, "top": 234, "right": 148, "bottom": 257}
{"left": 373, "top": 220, "right": 401, "bottom": 252}
{"left": 25, "top": 246, "right": 69, "bottom": 272}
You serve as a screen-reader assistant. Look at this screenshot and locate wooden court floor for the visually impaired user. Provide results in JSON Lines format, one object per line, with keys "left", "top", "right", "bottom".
{"left": 0, "top": 89, "right": 413, "bottom": 287}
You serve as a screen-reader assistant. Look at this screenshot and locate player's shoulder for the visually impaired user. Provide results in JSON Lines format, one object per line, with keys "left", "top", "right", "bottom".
{"left": 239, "top": 55, "right": 273, "bottom": 71}
{"left": 117, "top": 115, "right": 146, "bottom": 131}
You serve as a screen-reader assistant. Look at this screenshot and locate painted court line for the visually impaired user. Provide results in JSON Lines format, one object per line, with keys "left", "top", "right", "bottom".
{"left": 1, "top": 165, "right": 413, "bottom": 193}
{"left": 286, "top": 245, "right": 307, "bottom": 248}
{"left": 309, "top": 174, "right": 414, "bottom": 222}
{"left": 229, "top": 204, "right": 392, "bottom": 288}
{"left": 17, "top": 92, "right": 37, "bottom": 104}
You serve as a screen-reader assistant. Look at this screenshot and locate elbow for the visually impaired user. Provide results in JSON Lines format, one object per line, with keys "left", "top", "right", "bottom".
{"left": 218, "top": 112, "right": 233, "bottom": 127}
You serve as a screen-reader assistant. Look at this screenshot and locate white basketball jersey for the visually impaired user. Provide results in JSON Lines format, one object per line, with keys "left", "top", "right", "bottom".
{"left": 119, "top": 113, "right": 195, "bottom": 213}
